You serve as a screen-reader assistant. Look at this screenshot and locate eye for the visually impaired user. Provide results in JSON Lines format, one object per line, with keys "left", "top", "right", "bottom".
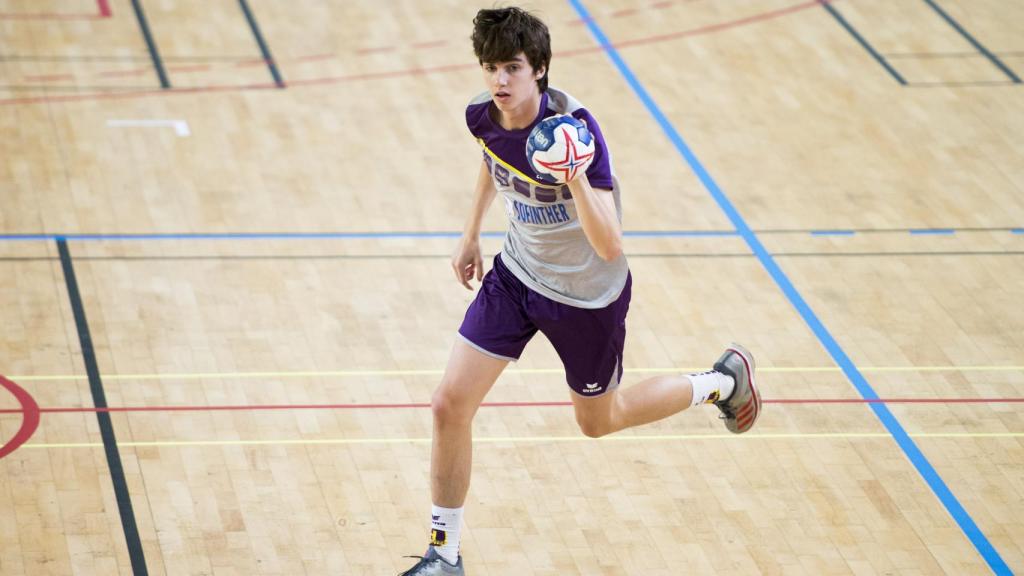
{"left": 508, "top": 65, "right": 520, "bottom": 73}
{"left": 484, "top": 64, "right": 496, "bottom": 72}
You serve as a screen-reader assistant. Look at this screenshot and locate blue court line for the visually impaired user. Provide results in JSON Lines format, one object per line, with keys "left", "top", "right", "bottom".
{"left": 910, "top": 228, "right": 956, "bottom": 235}
{"left": 810, "top": 229, "right": 856, "bottom": 236}
{"left": 1014, "top": 229, "right": 1024, "bottom": 235}
{"left": 819, "top": 1, "right": 907, "bottom": 86}
{"left": 567, "top": 0, "right": 1011, "bottom": 573}
{"left": 921, "top": 0, "right": 1021, "bottom": 84}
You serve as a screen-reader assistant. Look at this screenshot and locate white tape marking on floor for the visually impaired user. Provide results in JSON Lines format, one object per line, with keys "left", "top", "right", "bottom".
{"left": 107, "top": 119, "right": 190, "bottom": 137}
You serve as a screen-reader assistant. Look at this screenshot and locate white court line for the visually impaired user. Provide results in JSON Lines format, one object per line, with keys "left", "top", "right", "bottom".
{"left": 107, "top": 119, "right": 190, "bottom": 137}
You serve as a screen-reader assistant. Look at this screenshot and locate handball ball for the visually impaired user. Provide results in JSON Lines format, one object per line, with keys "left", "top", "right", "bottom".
{"left": 526, "top": 115, "right": 596, "bottom": 185}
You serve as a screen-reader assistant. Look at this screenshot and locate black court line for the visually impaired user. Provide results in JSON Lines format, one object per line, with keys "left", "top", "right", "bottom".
{"left": 130, "top": 0, "right": 169, "bottom": 89}
{"left": 57, "top": 239, "right": 149, "bottom": 576}
{"left": 237, "top": 0, "right": 284, "bottom": 88}
{"left": 920, "top": 0, "right": 1021, "bottom": 83}
{"left": 819, "top": 1, "right": 906, "bottom": 85}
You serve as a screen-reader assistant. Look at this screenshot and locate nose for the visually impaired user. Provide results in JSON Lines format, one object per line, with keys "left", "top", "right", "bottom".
{"left": 495, "top": 70, "right": 509, "bottom": 86}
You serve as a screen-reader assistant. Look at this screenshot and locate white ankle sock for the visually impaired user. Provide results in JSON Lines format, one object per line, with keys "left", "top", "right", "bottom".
{"left": 430, "top": 505, "right": 463, "bottom": 564}
{"left": 687, "top": 371, "right": 735, "bottom": 407}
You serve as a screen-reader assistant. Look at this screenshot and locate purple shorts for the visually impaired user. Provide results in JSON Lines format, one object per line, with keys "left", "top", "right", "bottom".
{"left": 458, "top": 255, "right": 631, "bottom": 397}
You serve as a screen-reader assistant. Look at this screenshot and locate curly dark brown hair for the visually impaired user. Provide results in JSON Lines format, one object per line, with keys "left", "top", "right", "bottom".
{"left": 471, "top": 7, "right": 551, "bottom": 92}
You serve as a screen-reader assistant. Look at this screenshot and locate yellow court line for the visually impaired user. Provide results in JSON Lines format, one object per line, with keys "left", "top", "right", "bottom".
{"left": 9, "top": 365, "right": 1024, "bottom": 382}
{"left": 19, "top": 431, "right": 1024, "bottom": 450}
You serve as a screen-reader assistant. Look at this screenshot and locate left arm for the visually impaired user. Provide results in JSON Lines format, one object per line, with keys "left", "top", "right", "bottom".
{"left": 568, "top": 173, "right": 622, "bottom": 261}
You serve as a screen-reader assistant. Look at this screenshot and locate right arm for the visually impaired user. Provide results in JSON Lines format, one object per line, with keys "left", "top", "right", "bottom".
{"left": 451, "top": 158, "right": 499, "bottom": 290}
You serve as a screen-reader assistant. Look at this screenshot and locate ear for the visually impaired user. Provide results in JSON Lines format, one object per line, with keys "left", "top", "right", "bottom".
{"left": 534, "top": 65, "right": 546, "bottom": 80}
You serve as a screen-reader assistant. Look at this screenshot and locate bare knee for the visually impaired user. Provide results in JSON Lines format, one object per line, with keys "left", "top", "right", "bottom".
{"left": 575, "top": 414, "right": 614, "bottom": 438}
{"left": 431, "top": 379, "right": 478, "bottom": 427}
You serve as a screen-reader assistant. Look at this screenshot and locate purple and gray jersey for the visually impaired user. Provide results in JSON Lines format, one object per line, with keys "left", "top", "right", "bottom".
{"left": 465, "top": 88, "right": 629, "bottom": 309}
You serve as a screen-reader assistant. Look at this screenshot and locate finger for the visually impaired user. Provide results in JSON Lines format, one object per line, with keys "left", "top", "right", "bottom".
{"left": 452, "top": 260, "right": 465, "bottom": 285}
{"left": 475, "top": 257, "right": 483, "bottom": 282}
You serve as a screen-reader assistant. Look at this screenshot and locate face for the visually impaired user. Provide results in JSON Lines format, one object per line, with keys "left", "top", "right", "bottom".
{"left": 482, "top": 53, "right": 545, "bottom": 114}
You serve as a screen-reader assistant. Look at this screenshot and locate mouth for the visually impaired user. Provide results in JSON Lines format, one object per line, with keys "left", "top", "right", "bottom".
{"left": 494, "top": 91, "right": 510, "bottom": 102}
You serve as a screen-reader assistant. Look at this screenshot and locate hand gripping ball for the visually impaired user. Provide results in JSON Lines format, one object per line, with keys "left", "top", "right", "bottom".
{"left": 525, "top": 115, "right": 596, "bottom": 185}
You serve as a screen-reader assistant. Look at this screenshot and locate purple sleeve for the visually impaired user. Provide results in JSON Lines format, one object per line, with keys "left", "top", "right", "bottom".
{"left": 466, "top": 101, "right": 490, "bottom": 140}
{"left": 571, "top": 108, "right": 614, "bottom": 190}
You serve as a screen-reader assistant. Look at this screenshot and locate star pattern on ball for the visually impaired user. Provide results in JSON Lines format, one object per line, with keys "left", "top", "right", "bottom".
{"left": 536, "top": 126, "right": 594, "bottom": 183}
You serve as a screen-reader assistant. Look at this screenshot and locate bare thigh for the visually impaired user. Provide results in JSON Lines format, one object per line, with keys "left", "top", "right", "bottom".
{"left": 433, "top": 339, "right": 510, "bottom": 419}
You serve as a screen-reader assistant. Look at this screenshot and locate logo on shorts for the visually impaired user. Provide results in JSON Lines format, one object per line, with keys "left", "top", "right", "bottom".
{"left": 584, "top": 382, "right": 602, "bottom": 393}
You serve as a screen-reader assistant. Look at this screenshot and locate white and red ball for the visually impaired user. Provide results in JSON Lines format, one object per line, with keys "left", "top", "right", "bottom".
{"left": 525, "top": 115, "right": 596, "bottom": 185}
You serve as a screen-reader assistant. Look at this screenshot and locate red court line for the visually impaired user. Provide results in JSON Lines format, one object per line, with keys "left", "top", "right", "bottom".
{"left": 294, "top": 53, "right": 335, "bottom": 62}
{"left": 356, "top": 46, "right": 396, "bottom": 55}
{"left": 611, "top": 8, "right": 640, "bottom": 18}
{"left": 616, "top": 0, "right": 825, "bottom": 48}
{"left": 0, "top": 0, "right": 823, "bottom": 107}
{"left": 0, "top": 375, "right": 41, "bottom": 459}
{"left": 235, "top": 58, "right": 270, "bottom": 67}
{"left": 1, "top": 398, "right": 1022, "bottom": 416}
{"left": 24, "top": 73, "right": 74, "bottom": 81}
{"left": 560, "top": 0, "right": 826, "bottom": 56}
{"left": 287, "top": 62, "right": 478, "bottom": 87}
{"left": 0, "top": 0, "right": 111, "bottom": 20}
{"left": 411, "top": 40, "right": 448, "bottom": 49}
{"left": 0, "top": 81, "right": 281, "bottom": 107}
{"left": 166, "top": 64, "right": 212, "bottom": 73}
{"left": 356, "top": 0, "right": 684, "bottom": 53}
{"left": 96, "top": 67, "right": 151, "bottom": 78}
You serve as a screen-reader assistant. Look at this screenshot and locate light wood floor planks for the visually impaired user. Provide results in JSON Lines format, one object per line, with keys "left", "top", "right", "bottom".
{"left": 1, "top": 0, "right": 1022, "bottom": 574}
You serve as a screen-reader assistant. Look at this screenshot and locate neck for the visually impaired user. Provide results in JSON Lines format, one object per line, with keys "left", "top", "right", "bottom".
{"left": 498, "top": 91, "right": 542, "bottom": 130}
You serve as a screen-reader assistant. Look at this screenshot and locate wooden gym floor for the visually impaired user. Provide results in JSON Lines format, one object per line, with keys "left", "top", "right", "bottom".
{"left": 1, "top": 0, "right": 1022, "bottom": 574}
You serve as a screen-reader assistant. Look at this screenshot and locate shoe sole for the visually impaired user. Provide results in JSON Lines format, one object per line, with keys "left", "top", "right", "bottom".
{"left": 726, "top": 343, "right": 761, "bottom": 433}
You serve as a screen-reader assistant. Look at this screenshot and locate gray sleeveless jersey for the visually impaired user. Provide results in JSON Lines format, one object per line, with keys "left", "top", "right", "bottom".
{"left": 465, "top": 87, "right": 629, "bottom": 309}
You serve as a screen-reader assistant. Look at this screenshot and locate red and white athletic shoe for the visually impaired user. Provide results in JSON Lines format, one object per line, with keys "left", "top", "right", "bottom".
{"left": 712, "top": 344, "right": 761, "bottom": 434}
